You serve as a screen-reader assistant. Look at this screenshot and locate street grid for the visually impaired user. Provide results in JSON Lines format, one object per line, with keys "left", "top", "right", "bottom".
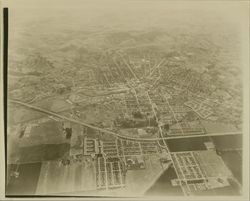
{"left": 9, "top": 54, "right": 242, "bottom": 195}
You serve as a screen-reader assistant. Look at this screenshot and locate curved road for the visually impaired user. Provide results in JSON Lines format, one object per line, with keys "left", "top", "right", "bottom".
{"left": 9, "top": 99, "right": 242, "bottom": 142}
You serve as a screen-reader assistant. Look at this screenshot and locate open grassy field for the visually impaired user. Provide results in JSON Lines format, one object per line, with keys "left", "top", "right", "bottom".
{"left": 36, "top": 158, "right": 96, "bottom": 195}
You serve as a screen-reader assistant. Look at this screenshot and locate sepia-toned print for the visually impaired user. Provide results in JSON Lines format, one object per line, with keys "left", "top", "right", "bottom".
{"left": 4, "top": 0, "right": 248, "bottom": 198}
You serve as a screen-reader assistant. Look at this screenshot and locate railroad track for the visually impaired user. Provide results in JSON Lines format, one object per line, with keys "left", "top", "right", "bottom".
{"left": 9, "top": 99, "right": 242, "bottom": 142}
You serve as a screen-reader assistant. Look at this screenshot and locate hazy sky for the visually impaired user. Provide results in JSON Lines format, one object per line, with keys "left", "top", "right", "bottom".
{"left": 3, "top": 0, "right": 248, "bottom": 25}
{"left": 2, "top": 0, "right": 247, "bottom": 39}
{"left": 4, "top": 0, "right": 249, "bottom": 59}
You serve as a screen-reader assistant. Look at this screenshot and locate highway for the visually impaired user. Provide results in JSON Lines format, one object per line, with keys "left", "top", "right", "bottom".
{"left": 9, "top": 99, "right": 242, "bottom": 142}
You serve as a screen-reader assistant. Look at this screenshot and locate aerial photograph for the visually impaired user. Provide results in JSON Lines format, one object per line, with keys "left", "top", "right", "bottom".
{"left": 5, "top": 0, "right": 247, "bottom": 198}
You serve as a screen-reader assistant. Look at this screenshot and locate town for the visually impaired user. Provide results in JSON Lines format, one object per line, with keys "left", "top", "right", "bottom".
{"left": 6, "top": 1, "right": 243, "bottom": 197}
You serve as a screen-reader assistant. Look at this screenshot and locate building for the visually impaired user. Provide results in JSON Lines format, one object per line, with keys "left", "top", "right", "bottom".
{"left": 125, "top": 155, "right": 145, "bottom": 170}
{"left": 204, "top": 142, "right": 215, "bottom": 150}
{"left": 83, "top": 137, "right": 100, "bottom": 155}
